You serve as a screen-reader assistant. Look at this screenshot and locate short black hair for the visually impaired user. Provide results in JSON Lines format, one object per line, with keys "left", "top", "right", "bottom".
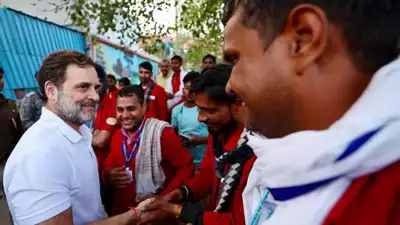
{"left": 0, "top": 67, "right": 3, "bottom": 74}
{"left": 191, "top": 64, "right": 236, "bottom": 104}
{"left": 139, "top": 61, "right": 153, "bottom": 72}
{"left": 108, "top": 74, "right": 116, "bottom": 81}
{"left": 171, "top": 55, "right": 183, "bottom": 64}
{"left": 119, "top": 77, "right": 131, "bottom": 86}
{"left": 203, "top": 54, "right": 216, "bottom": 63}
{"left": 94, "top": 63, "right": 108, "bottom": 100}
{"left": 223, "top": 0, "right": 400, "bottom": 75}
{"left": 183, "top": 71, "right": 200, "bottom": 84}
{"left": 118, "top": 85, "right": 145, "bottom": 105}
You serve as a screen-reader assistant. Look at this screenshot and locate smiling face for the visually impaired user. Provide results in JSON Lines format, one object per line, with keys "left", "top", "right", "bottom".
{"left": 45, "top": 64, "right": 101, "bottom": 125}
{"left": 116, "top": 95, "right": 147, "bottom": 132}
{"left": 224, "top": 10, "right": 297, "bottom": 138}
{"left": 195, "top": 92, "right": 236, "bottom": 135}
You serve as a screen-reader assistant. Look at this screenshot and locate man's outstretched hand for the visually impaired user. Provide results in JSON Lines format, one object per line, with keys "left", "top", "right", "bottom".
{"left": 136, "top": 198, "right": 180, "bottom": 225}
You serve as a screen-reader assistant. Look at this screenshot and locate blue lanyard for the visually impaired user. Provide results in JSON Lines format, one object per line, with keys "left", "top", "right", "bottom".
{"left": 249, "top": 189, "right": 271, "bottom": 225}
{"left": 121, "top": 129, "right": 143, "bottom": 168}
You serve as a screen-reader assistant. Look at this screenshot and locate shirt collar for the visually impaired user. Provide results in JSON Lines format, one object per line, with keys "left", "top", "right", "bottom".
{"left": 121, "top": 117, "right": 147, "bottom": 144}
{"left": 41, "top": 107, "right": 92, "bottom": 144}
{"left": 223, "top": 126, "right": 245, "bottom": 151}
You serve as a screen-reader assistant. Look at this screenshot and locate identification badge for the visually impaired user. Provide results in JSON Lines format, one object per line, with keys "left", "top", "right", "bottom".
{"left": 106, "top": 117, "right": 118, "bottom": 126}
{"left": 125, "top": 168, "right": 133, "bottom": 182}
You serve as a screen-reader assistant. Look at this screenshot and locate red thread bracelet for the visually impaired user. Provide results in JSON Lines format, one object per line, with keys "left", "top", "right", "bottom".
{"left": 128, "top": 207, "right": 138, "bottom": 220}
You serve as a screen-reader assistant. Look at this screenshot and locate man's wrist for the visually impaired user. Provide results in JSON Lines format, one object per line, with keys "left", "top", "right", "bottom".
{"left": 122, "top": 209, "right": 138, "bottom": 224}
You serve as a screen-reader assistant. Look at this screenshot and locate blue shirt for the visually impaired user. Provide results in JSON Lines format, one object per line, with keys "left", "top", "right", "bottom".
{"left": 171, "top": 103, "right": 208, "bottom": 165}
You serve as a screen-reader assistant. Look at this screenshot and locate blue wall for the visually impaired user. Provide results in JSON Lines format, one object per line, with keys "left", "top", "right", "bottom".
{"left": 0, "top": 8, "right": 86, "bottom": 100}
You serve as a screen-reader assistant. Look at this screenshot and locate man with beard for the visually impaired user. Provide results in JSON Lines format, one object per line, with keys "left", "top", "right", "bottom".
{"left": 3, "top": 51, "right": 147, "bottom": 224}
{"left": 137, "top": 64, "right": 256, "bottom": 225}
{"left": 223, "top": 0, "right": 400, "bottom": 224}
{"left": 139, "top": 61, "right": 168, "bottom": 121}
{"left": 102, "top": 85, "right": 194, "bottom": 216}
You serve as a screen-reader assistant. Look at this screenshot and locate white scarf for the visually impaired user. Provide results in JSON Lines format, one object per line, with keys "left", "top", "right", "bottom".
{"left": 243, "top": 59, "right": 400, "bottom": 225}
{"left": 135, "top": 118, "right": 169, "bottom": 200}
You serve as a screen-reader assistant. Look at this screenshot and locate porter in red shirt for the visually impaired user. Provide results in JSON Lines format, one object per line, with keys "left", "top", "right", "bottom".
{"left": 103, "top": 85, "right": 194, "bottom": 215}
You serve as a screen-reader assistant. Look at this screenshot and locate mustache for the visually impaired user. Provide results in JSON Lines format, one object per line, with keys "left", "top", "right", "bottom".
{"left": 80, "top": 100, "right": 97, "bottom": 108}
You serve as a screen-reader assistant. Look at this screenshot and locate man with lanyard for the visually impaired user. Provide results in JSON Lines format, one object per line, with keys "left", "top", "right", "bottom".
{"left": 19, "top": 72, "right": 44, "bottom": 131}
{"left": 139, "top": 61, "right": 168, "bottom": 121}
{"left": 102, "top": 85, "right": 195, "bottom": 216}
{"left": 166, "top": 55, "right": 187, "bottom": 110}
{"left": 136, "top": 64, "right": 256, "bottom": 225}
{"left": 223, "top": 0, "right": 400, "bottom": 225}
{"left": 171, "top": 71, "right": 209, "bottom": 167}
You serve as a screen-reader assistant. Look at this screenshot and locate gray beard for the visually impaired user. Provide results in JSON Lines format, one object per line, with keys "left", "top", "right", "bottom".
{"left": 55, "top": 90, "right": 96, "bottom": 125}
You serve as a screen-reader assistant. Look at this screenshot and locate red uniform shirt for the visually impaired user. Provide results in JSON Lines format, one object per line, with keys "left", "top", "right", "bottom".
{"left": 184, "top": 126, "right": 256, "bottom": 225}
{"left": 171, "top": 72, "right": 181, "bottom": 94}
{"left": 323, "top": 160, "right": 400, "bottom": 225}
{"left": 102, "top": 88, "right": 119, "bottom": 114}
{"left": 103, "top": 121, "right": 195, "bottom": 215}
{"left": 144, "top": 83, "right": 168, "bottom": 121}
{"left": 93, "top": 101, "right": 120, "bottom": 174}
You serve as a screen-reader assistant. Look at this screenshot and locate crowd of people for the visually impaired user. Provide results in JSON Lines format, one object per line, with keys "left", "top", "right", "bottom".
{"left": 1, "top": 0, "right": 400, "bottom": 225}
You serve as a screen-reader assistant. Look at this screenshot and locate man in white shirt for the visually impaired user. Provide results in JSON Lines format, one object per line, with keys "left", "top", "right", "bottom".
{"left": 165, "top": 55, "right": 187, "bottom": 110}
{"left": 3, "top": 50, "right": 147, "bottom": 225}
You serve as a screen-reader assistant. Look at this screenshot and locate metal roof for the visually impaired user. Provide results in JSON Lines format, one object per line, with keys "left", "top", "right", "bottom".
{"left": 0, "top": 7, "right": 85, "bottom": 100}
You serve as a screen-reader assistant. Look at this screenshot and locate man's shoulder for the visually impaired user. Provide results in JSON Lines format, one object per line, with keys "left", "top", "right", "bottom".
{"left": 152, "top": 83, "right": 166, "bottom": 93}
{"left": 171, "top": 102, "right": 184, "bottom": 114}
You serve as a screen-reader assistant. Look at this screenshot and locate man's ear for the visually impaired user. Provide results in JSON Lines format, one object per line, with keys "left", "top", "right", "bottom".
{"left": 230, "top": 98, "right": 243, "bottom": 117}
{"left": 44, "top": 81, "right": 57, "bottom": 101}
{"left": 285, "top": 4, "right": 328, "bottom": 75}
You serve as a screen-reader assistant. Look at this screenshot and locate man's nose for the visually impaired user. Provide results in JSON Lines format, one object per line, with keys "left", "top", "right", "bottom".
{"left": 89, "top": 87, "right": 100, "bottom": 102}
{"left": 225, "top": 79, "right": 235, "bottom": 95}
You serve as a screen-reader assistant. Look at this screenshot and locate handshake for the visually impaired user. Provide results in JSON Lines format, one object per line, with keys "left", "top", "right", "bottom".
{"left": 131, "top": 189, "right": 187, "bottom": 225}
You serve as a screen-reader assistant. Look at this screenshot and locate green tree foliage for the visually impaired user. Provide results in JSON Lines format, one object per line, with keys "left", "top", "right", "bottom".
{"left": 38, "top": 0, "right": 225, "bottom": 68}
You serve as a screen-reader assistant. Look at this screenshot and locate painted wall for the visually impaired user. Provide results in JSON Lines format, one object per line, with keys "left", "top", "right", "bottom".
{"left": 92, "top": 41, "right": 159, "bottom": 85}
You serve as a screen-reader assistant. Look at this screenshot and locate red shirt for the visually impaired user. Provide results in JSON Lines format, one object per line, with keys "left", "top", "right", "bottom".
{"left": 323, "top": 160, "right": 400, "bottom": 225}
{"left": 102, "top": 88, "right": 119, "bottom": 114}
{"left": 93, "top": 101, "right": 120, "bottom": 174}
{"left": 184, "top": 126, "right": 256, "bottom": 225}
{"left": 171, "top": 72, "right": 181, "bottom": 94}
{"left": 144, "top": 83, "right": 168, "bottom": 122}
{"left": 103, "top": 122, "right": 195, "bottom": 215}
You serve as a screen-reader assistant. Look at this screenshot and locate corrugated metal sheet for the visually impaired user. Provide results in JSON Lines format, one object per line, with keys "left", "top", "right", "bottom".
{"left": 0, "top": 8, "right": 86, "bottom": 100}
